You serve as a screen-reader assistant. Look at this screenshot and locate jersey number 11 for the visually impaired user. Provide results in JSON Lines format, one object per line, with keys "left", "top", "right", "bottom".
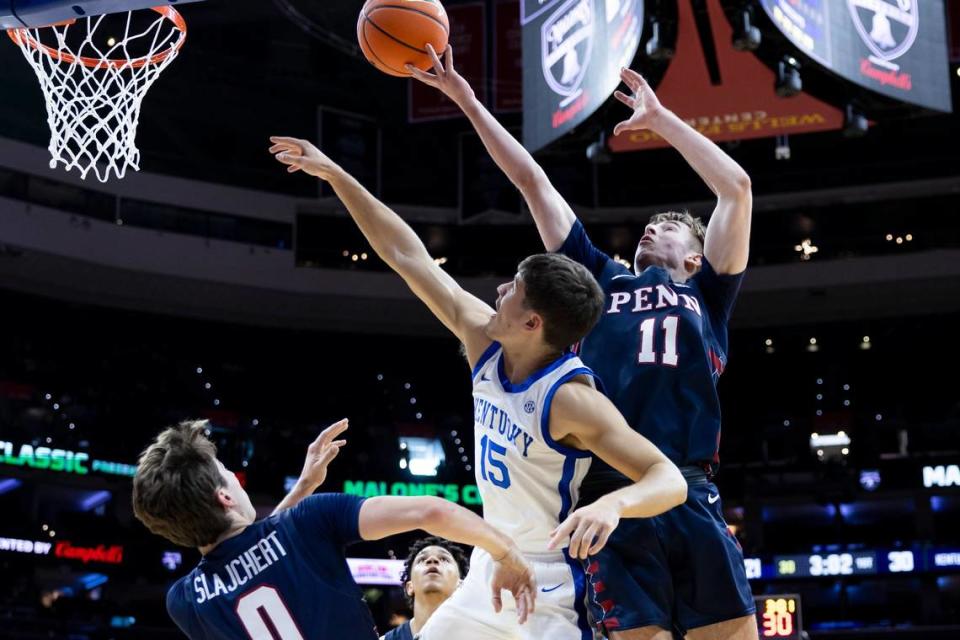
{"left": 637, "top": 316, "right": 679, "bottom": 366}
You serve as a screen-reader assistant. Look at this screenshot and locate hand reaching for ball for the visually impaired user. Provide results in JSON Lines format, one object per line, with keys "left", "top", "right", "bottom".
{"left": 407, "top": 44, "right": 475, "bottom": 106}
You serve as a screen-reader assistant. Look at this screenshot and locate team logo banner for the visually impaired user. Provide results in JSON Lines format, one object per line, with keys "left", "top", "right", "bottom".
{"left": 761, "top": 0, "right": 951, "bottom": 112}
{"left": 523, "top": 0, "right": 644, "bottom": 152}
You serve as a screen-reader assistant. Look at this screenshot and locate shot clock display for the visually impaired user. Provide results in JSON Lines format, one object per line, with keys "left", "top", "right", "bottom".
{"left": 754, "top": 595, "right": 802, "bottom": 639}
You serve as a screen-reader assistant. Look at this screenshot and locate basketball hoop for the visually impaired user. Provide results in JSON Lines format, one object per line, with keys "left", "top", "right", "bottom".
{"left": 7, "top": 7, "right": 187, "bottom": 182}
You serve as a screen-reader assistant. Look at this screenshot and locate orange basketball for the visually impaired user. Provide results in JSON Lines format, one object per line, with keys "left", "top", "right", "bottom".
{"left": 357, "top": 0, "right": 449, "bottom": 77}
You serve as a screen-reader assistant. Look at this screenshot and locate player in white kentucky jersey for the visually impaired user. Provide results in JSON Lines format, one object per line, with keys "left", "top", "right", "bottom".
{"left": 271, "top": 137, "right": 687, "bottom": 640}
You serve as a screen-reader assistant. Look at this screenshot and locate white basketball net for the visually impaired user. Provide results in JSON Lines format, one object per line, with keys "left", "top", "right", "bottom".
{"left": 7, "top": 8, "right": 186, "bottom": 182}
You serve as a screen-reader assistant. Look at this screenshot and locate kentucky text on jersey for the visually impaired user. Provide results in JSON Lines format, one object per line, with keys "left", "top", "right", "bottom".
{"left": 606, "top": 284, "right": 703, "bottom": 316}
{"left": 473, "top": 397, "right": 535, "bottom": 457}
{"left": 193, "top": 531, "right": 287, "bottom": 603}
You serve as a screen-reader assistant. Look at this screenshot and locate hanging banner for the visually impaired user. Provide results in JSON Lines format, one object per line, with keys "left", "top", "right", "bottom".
{"left": 523, "top": 0, "right": 644, "bottom": 151}
{"left": 494, "top": 0, "right": 523, "bottom": 112}
{"left": 610, "top": 0, "right": 845, "bottom": 152}
{"left": 760, "top": 0, "right": 952, "bottom": 111}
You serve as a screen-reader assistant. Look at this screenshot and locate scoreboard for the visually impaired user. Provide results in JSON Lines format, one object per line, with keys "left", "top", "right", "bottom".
{"left": 759, "top": 0, "right": 952, "bottom": 112}
{"left": 742, "top": 546, "right": 960, "bottom": 580}
{"left": 522, "top": 0, "right": 644, "bottom": 151}
{"left": 755, "top": 595, "right": 802, "bottom": 640}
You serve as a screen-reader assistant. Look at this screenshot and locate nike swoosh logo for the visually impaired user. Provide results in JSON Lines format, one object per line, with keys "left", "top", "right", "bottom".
{"left": 541, "top": 583, "right": 565, "bottom": 593}
{"left": 611, "top": 274, "right": 633, "bottom": 281}
{"left": 480, "top": 373, "right": 489, "bottom": 382}
{"left": 708, "top": 494, "right": 720, "bottom": 504}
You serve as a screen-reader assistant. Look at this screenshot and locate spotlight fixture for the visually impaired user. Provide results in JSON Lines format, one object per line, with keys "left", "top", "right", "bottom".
{"left": 645, "top": 20, "right": 674, "bottom": 60}
{"left": 774, "top": 134, "right": 791, "bottom": 160}
{"left": 775, "top": 56, "right": 801, "bottom": 97}
{"left": 731, "top": 9, "right": 761, "bottom": 51}
{"left": 843, "top": 103, "right": 868, "bottom": 137}
{"left": 586, "top": 131, "right": 612, "bottom": 164}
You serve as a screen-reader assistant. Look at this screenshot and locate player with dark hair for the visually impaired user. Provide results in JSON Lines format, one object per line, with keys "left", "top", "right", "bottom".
{"left": 133, "top": 419, "right": 537, "bottom": 639}
{"left": 270, "top": 136, "right": 687, "bottom": 639}
{"left": 382, "top": 536, "right": 470, "bottom": 640}
{"left": 411, "top": 46, "right": 757, "bottom": 640}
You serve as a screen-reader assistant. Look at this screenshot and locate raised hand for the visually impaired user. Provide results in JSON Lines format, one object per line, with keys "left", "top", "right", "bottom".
{"left": 489, "top": 547, "right": 537, "bottom": 624}
{"left": 269, "top": 136, "right": 341, "bottom": 180}
{"left": 296, "top": 419, "right": 349, "bottom": 490}
{"left": 612, "top": 68, "right": 666, "bottom": 136}
{"left": 406, "top": 44, "right": 475, "bottom": 105}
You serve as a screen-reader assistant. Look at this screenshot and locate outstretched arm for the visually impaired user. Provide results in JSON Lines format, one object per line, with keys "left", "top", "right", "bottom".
{"left": 613, "top": 68, "right": 752, "bottom": 274}
{"left": 271, "top": 419, "right": 349, "bottom": 515}
{"left": 408, "top": 45, "right": 575, "bottom": 251}
{"left": 547, "top": 382, "right": 687, "bottom": 559}
{"left": 270, "top": 137, "right": 493, "bottom": 363}
{"left": 358, "top": 496, "right": 537, "bottom": 623}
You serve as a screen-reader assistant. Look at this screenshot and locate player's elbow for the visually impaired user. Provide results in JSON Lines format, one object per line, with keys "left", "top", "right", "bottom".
{"left": 726, "top": 171, "right": 752, "bottom": 200}
{"left": 664, "top": 463, "right": 687, "bottom": 508}
{"left": 514, "top": 165, "right": 548, "bottom": 193}
{"left": 421, "top": 496, "right": 456, "bottom": 530}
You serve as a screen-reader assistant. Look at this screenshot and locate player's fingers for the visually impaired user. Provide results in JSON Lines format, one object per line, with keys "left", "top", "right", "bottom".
{"left": 425, "top": 43, "right": 444, "bottom": 74}
{"left": 515, "top": 588, "right": 528, "bottom": 624}
{"left": 588, "top": 525, "right": 613, "bottom": 556}
{"left": 547, "top": 517, "right": 577, "bottom": 550}
{"left": 612, "top": 119, "right": 632, "bottom": 137}
{"left": 491, "top": 587, "right": 503, "bottom": 613}
{"left": 524, "top": 587, "right": 537, "bottom": 621}
{"left": 276, "top": 152, "right": 301, "bottom": 165}
{"left": 319, "top": 439, "right": 347, "bottom": 459}
{"left": 287, "top": 165, "right": 301, "bottom": 173}
{"left": 565, "top": 522, "right": 585, "bottom": 557}
{"left": 270, "top": 136, "right": 307, "bottom": 148}
{"left": 445, "top": 44, "right": 454, "bottom": 69}
{"left": 580, "top": 522, "right": 607, "bottom": 560}
{"left": 319, "top": 419, "right": 349, "bottom": 444}
{"left": 405, "top": 64, "right": 436, "bottom": 85}
{"left": 569, "top": 520, "right": 595, "bottom": 559}
{"left": 633, "top": 70, "right": 651, "bottom": 90}
{"left": 613, "top": 90, "right": 634, "bottom": 107}
{"left": 620, "top": 66, "right": 641, "bottom": 89}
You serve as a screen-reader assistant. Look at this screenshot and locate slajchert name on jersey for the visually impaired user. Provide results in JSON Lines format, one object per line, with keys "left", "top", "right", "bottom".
{"left": 193, "top": 531, "right": 288, "bottom": 603}
{"left": 607, "top": 284, "right": 702, "bottom": 317}
{"left": 474, "top": 397, "right": 535, "bottom": 457}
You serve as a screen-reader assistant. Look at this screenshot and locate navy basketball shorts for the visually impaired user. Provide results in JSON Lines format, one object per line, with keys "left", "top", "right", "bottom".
{"left": 584, "top": 481, "right": 755, "bottom": 635}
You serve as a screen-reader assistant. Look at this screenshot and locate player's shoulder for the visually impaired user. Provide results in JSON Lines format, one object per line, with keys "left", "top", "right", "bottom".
{"left": 165, "top": 572, "right": 194, "bottom": 619}
{"left": 550, "top": 374, "right": 606, "bottom": 416}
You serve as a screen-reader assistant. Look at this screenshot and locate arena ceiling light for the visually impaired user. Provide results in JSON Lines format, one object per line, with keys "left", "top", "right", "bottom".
{"left": 810, "top": 431, "right": 851, "bottom": 462}
{"left": 731, "top": 8, "right": 761, "bottom": 52}
{"left": 776, "top": 57, "right": 802, "bottom": 98}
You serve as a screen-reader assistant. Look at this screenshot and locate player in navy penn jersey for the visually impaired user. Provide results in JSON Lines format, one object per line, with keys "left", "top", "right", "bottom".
{"left": 271, "top": 132, "right": 687, "bottom": 640}
{"left": 132, "top": 419, "right": 537, "bottom": 639}
{"left": 412, "top": 48, "right": 757, "bottom": 640}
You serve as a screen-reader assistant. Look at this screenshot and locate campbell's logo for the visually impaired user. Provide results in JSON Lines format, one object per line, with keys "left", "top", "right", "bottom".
{"left": 54, "top": 541, "right": 124, "bottom": 565}
{"left": 847, "top": 0, "right": 918, "bottom": 68}
{"left": 541, "top": 0, "right": 594, "bottom": 98}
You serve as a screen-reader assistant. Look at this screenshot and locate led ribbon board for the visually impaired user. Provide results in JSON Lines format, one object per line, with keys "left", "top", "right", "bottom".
{"left": 0, "top": 441, "right": 136, "bottom": 477}
{"left": 343, "top": 480, "right": 482, "bottom": 506}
